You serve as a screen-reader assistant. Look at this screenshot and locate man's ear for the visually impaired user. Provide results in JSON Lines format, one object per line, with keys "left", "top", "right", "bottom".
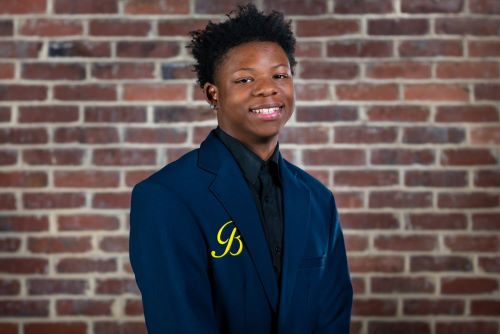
{"left": 203, "top": 83, "right": 218, "bottom": 107}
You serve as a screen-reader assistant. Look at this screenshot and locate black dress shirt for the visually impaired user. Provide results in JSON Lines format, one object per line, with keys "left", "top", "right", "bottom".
{"left": 214, "top": 127, "right": 284, "bottom": 283}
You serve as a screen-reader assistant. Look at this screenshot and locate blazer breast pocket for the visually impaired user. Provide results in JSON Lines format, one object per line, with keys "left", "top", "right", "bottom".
{"left": 299, "top": 255, "right": 326, "bottom": 269}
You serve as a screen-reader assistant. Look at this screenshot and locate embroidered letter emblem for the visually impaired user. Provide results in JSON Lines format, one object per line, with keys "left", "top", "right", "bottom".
{"left": 210, "top": 220, "right": 243, "bottom": 258}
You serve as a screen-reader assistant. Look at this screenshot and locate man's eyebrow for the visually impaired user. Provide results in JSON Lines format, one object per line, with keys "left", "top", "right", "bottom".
{"left": 234, "top": 64, "right": 288, "bottom": 72}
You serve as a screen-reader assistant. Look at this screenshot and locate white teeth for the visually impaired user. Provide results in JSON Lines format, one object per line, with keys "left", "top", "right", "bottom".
{"left": 251, "top": 107, "right": 281, "bottom": 114}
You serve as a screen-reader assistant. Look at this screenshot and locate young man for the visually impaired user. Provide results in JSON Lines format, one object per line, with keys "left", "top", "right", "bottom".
{"left": 129, "top": 4, "right": 352, "bottom": 334}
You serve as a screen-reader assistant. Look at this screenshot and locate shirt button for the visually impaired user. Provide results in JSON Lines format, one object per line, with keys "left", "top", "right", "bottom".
{"left": 275, "top": 246, "right": 281, "bottom": 255}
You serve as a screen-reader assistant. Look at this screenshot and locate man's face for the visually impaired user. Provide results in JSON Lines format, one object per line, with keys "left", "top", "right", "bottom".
{"left": 207, "top": 41, "right": 295, "bottom": 147}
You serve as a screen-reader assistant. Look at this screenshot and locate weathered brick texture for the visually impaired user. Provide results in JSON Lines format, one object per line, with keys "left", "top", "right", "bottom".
{"left": 0, "top": 1, "right": 499, "bottom": 333}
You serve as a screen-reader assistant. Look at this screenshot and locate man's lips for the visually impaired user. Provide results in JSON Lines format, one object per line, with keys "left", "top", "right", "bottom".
{"left": 249, "top": 104, "right": 284, "bottom": 115}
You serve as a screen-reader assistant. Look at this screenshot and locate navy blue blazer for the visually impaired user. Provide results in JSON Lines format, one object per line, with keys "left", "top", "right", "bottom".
{"left": 129, "top": 130, "right": 352, "bottom": 334}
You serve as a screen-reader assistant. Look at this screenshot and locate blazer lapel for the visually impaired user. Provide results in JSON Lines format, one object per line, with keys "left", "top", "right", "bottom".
{"left": 278, "top": 158, "right": 311, "bottom": 318}
{"left": 199, "top": 132, "right": 279, "bottom": 312}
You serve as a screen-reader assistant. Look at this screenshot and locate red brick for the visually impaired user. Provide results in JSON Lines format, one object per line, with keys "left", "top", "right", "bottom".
{"left": 351, "top": 277, "right": 366, "bottom": 295}
{"left": 327, "top": 40, "right": 393, "bottom": 58}
{"left": 28, "top": 279, "right": 87, "bottom": 295}
{"left": 123, "top": 84, "right": 186, "bottom": 101}
{"left": 296, "top": 19, "right": 359, "bottom": 37}
{"left": 470, "top": 0, "right": 500, "bottom": 13}
{"left": 0, "top": 128, "right": 48, "bottom": 144}
{"left": 405, "top": 84, "right": 469, "bottom": 101}
{"left": 337, "top": 84, "right": 398, "bottom": 101}
{"left": 57, "top": 258, "right": 117, "bottom": 273}
{"left": 335, "top": 126, "right": 397, "bottom": 143}
{"left": 353, "top": 299, "right": 397, "bottom": 316}
{"left": 167, "top": 148, "right": 195, "bottom": 163}
{"left": 92, "top": 192, "right": 131, "bottom": 209}
{"left": 334, "top": 192, "right": 364, "bottom": 209}
{"left": 405, "top": 170, "right": 467, "bottom": 187}
{"left": 22, "top": 63, "right": 85, "bottom": 80}
{"left": 471, "top": 126, "right": 500, "bottom": 144}
{"left": 369, "top": 19, "right": 428, "bottom": 35}
{"left": 334, "top": 170, "right": 398, "bottom": 186}
{"left": 445, "top": 235, "right": 499, "bottom": 252}
{"left": 436, "top": 322, "right": 498, "bottom": 334}
{"left": 400, "top": 39, "right": 462, "bottom": 57}
{"left": 436, "top": 18, "right": 500, "bottom": 35}
{"left": 49, "top": 41, "right": 110, "bottom": 58}
{"left": 0, "top": 0, "right": 46, "bottom": 13}
{"left": 367, "top": 62, "right": 431, "bottom": 79}
{"left": 0, "top": 172, "right": 46, "bottom": 188}
{"left": 473, "top": 213, "right": 500, "bottom": 230}
{"left": 154, "top": 106, "right": 214, "bottom": 123}
{"left": 410, "top": 256, "right": 472, "bottom": 272}
{"left": 408, "top": 213, "right": 467, "bottom": 230}
{"left": 403, "top": 127, "right": 465, "bottom": 144}
{"left": 402, "top": 0, "right": 464, "bottom": 13}
{"left": 375, "top": 235, "right": 437, "bottom": 251}
{"left": 29, "top": 237, "right": 91, "bottom": 253}
{"left": 99, "top": 236, "right": 128, "bottom": 252}
{"left": 85, "top": 106, "right": 147, "bottom": 123}
{"left": 340, "top": 213, "right": 399, "bottom": 230}
{"left": 0, "top": 258, "right": 48, "bottom": 274}
{"left": 438, "top": 62, "right": 498, "bottom": 79}
{"left": 0, "top": 279, "right": 20, "bottom": 295}
{"left": 296, "top": 42, "right": 323, "bottom": 58}
{"left": 125, "top": 299, "right": 143, "bottom": 315}
{"left": 442, "top": 277, "right": 498, "bottom": 294}
{"left": 0, "top": 238, "right": 21, "bottom": 252}
{"left": 299, "top": 61, "right": 358, "bottom": 80}
{"left": 54, "top": 84, "right": 116, "bottom": 101}
{"left": 303, "top": 149, "right": 365, "bottom": 166}
{"left": 298, "top": 83, "right": 331, "bottom": 101}
{"left": 0, "top": 215, "right": 48, "bottom": 232}
{"left": 469, "top": 41, "right": 500, "bottom": 57}
{"left": 162, "top": 62, "right": 197, "bottom": 80}
{"left": 0, "top": 150, "right": 16, "bottom": 165}
{"left": 54, "top": 0, "right": 117, "bottom": 13}
{"left": 19, "top": 19, "right": 82, "bottom": 36}
{"left": 475, "top": 170, "right": 500, "bottom": 187}
{"left": 441, "top": 148, "right": 497, "bottom": 166}
{"left": 0, "top": 193, "right": 16, "bottom": 210}
{"left": 19, "top": 106, "right": 79, "bottom": 123}
{"left": 263, "top": 0, "right": 327, "bottom": 14}
{"left": 90, "top": 19, "right": 150, "bottom": 36}
{"left": 0, "top": 85, "right": 47, "bottom": 101}
{"left": 349, "top": 256, "right": 404, "bottom": 273}
{"left": 368, "top": 322, "right": 430, "bottom": 334}
{"left": 125, "top": 128, "right": 188, "bottom": 144}
{"left": 0, "top": 300, "right": 49, "bottom": 317}
{"left": 92, "top": 149, "right": 156, "bottom": 166}
{"left": 0, "top": 63, "right": 14, "bottom": 79}
{"left": 296, "top": 106, "right": 357, "bottom": 122}
{"left": 370, "top": 191, "right": 432, "bottom": 208}
{"left": 25, "top": 323, "right": 87, "bottom": 334}
{"left": 471, "top": 301, "right": 500, "bottom": 315}
{"left": 404, "top": 299, "right": 464, "bottom": 315}
{"left": 57, "top": 299, "right": 113, "bottom": 316}
{"left": 126, "top": 0, "right": 188, "bottom": 14}
{"left": 278, "top": 127, "right": 329, "bottom": 144}
{"left": 158, "top": 19, "right": 208, "bottom": 36}
{"left": 335, "top": 0, "right": 393, "bottom": 13}
{"left": 91, "top": 63, "right": 154, "bottom": 80}
{"left": 371, "top": 149, "right": 434, "bottom": 165}
{"left": 55, "top": 171, "right": 119, "bottom": 188}
{"left": 475, "top": 84, "right": 500, "bottom": 101}
{"left": 0, "top": 41, "right": 42, "bottom": 58}
{"left": 371, "top": 277, "right": 434, "bottom": 293}
{"left": 94, "top": 322, "right": 147, "bottom": 334}
{"left": 479, "top": 257, "right": 500, "bottom": 273}
{"left": 54, "top": 127, "right": 119, "bottom": 144}
{"left": 436, "top": 105, "right": 498, "bottom": 123}
{"left": 96, "top": 279, "right": 140, "bottom": 295}
{"left": 439, "top": 193, "right": 499, "bottom": 208}
{"left": 0, "top": 20, "right": 13, "bottom": 36}
{"left": 368, "top": 106, "right": 429, "bottom": 122}
{"left": 126, "top": 170, "right": 155, "bottom": 186}
{"left": 345, "top": 235, "right": 368, "bottom": 251}
{"left": 117, "top": 41, "right": 179, "bottom": 58}
{"left": 23, "top": 193, "right": 85, "bottom": 209}
{"left": 58, "top": 215, "right": 119, "bottom": 231}
{"left": 23, "top": 149, "right": 84, "bottom": 166}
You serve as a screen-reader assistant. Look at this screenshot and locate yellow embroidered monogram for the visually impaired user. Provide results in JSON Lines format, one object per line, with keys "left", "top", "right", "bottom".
{"left": 210, "top": 220, "right": 243, "bottom": 258}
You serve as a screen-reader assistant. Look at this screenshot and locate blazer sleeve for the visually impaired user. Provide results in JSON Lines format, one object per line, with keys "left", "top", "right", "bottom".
{"left": 314, "top": 193, "right": 353, "bottom": 334}
{"left": 129, "top": 180, "right": 220, "bottom": 334}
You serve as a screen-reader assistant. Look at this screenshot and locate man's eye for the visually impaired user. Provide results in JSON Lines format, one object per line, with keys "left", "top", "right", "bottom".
{"left": 274, "top": 73, "right": 289, "bottom": 79}
{"left": 235, "top": 77, "right": 253, "bottom": 84}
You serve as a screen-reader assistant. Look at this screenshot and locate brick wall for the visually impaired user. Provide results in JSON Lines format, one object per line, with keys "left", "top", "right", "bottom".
{"left": 1, "top": 0, "right": 499, "bottom": 333}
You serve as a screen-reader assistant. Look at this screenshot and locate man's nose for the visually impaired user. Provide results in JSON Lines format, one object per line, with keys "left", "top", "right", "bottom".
{"left": 252, "top": 78, "right": 277, "bottom": 96}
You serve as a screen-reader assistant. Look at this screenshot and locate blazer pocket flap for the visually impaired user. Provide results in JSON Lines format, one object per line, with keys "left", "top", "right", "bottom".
{"left": 299, "top": 255, "right": 326, "bottom": 269}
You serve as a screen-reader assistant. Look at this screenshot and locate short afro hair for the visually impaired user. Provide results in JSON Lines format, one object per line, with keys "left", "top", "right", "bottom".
{"left": 187, "top": 3, "right": 297, "bottom": 88}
